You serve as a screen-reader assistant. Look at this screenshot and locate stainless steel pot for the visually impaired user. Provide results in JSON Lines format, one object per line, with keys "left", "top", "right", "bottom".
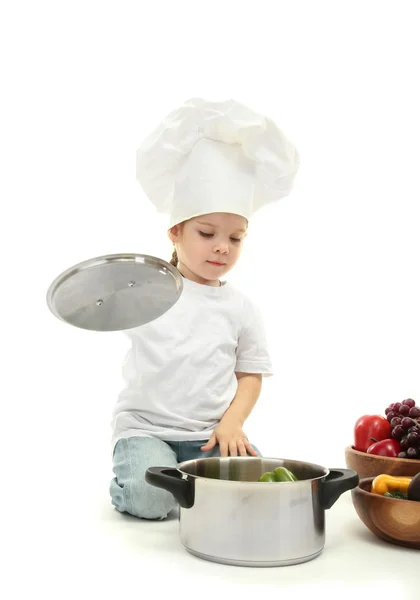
{"left": 146, "top": 456, "right": 358, "bottom": 567}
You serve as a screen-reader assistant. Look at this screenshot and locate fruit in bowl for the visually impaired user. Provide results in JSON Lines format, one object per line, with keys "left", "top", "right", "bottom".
{"left": 351, "top": 473, "right": 420, "bottom": 549}
{"left": 385, "top": 398, "right": 420, "bottom": 459}
{"left": 353, "top": 414, "right": 392, "bottom": 453}
{"left": 345, "top": 398, "right": 420, "bottom": 478}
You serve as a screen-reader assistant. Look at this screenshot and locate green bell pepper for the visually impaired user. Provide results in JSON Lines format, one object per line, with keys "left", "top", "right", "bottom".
{"left": 259, "top": 471, "right": 276, "bottom": 482}
{"left": 258, "top": 466, "right": 298, "bottom": 482}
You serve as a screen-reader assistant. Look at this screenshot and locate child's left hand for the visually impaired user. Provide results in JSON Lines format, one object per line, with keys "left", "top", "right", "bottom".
{"left": 200, "top": 421, "right": 258, "bottom": 457}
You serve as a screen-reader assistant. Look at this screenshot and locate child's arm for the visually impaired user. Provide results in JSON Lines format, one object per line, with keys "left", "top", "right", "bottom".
{"left": 223, "top": 372, "right": 262, "bottom": 426}
{"left": 200, "top": 372, "right": 262, "bottom": 457}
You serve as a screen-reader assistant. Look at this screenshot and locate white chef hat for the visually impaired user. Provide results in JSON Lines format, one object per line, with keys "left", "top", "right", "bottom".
{"left": 136, "top": 98, "right": 300, "bottom": 229}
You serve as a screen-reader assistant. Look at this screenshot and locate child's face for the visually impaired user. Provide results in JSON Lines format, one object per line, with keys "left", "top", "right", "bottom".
{"left": 169, "top": 212, "right": 248, "bottom": 285}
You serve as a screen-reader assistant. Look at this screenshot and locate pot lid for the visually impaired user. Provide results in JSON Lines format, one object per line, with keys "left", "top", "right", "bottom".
{"left": 46, "top": 253, "right": 183, "bottom": 332}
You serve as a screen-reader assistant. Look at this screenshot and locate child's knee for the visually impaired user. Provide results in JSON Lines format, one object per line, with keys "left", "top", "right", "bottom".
{"left": 131, "top": 478, "right": 176, "bottom": 519}
{"left": 110, "top": 436, "right": 178, "bottom": 519}
{"left": 110, "top": 474, "right": 175, "bottom": 520}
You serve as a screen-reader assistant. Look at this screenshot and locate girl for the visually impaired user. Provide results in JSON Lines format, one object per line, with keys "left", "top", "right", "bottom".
{"left": 110, "top": 98, "right": 299, "bottom": 520}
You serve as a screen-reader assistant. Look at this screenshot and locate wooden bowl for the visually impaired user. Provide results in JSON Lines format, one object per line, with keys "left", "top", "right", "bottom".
{"left": 351, "top": 477, "right": 420, "bottom": 549}
{"left": 345, "top": 445, "right": 420, "bottom": 479}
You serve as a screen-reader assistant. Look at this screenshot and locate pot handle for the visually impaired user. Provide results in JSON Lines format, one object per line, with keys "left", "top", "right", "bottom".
{"left": 320, "top": 468, "right": 359, "bottom": 510}
{"left": 145, "top": 467, "right": 195, "bottom": 509}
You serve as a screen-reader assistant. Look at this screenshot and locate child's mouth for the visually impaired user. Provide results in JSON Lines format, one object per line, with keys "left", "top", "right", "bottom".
{"left": 207, "top": 261, "right": 225, "bottom": 266}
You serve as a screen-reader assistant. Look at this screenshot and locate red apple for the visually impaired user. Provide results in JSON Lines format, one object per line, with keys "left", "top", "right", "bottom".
{"left": 354, "top": 414, "right": 391, "bottom": 452}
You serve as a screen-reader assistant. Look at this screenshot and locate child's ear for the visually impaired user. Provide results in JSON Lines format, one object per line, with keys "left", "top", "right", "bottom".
{"left": 168, "top": 225, "right": 180, "bottom": 244}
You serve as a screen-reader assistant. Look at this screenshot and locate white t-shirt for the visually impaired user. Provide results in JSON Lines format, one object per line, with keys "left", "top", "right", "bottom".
{"left": 111, "top": 277, "right": 273, "bottom": 449}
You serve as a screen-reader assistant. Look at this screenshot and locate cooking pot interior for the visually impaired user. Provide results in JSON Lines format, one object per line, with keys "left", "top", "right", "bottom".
{"left": 178, "top": 457, "right": 328, "bottom": 482}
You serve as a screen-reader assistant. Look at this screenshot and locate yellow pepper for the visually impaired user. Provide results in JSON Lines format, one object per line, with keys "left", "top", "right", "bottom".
{"left": 371, "top": 474, "right": 412, "bottom": 496}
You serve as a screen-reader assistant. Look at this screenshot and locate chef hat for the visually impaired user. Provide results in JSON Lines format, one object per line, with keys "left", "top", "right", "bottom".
{"left": 136, "top": 98, "right": 300, "bottom": 229}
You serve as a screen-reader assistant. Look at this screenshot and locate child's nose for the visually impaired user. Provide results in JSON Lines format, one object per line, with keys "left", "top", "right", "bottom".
{"left": 214, "top": 241, "right": 229, "bottom": 254}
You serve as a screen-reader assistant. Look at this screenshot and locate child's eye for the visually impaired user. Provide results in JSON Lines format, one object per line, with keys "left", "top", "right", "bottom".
{"left": 230, "top": 237, "right": 241, "bottom": 243}
{"left": 199, "top": 231, "right": 214, "bottom": 238}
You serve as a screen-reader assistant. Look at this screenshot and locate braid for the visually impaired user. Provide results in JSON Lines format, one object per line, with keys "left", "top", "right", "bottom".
{"left": 170, "top": 247, "right": 178, "bottom": 267}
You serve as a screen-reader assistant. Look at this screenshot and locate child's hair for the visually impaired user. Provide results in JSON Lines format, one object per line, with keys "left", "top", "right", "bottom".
{"left": 170, "top": 247, "right": 178, "bottom": 267}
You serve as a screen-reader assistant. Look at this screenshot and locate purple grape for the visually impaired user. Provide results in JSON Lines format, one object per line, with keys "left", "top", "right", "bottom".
{"left": 402, "top": 398, "right": 416, "bottom": 408}
{"left": 406, "top": 447, "right": 419, "bottom": 459}
{"left": 408, "top": 426, "right": 420, "bottom": 434}
{"left": 385, "top": 407, "right": 393, "bottom": 415}
{"left": 398, "top": 404, "right": 410, "bottom": 416}
{"left": 398, "top": 451, "right": 407, "bottom": 459}
{"left": 391, "top": 425, "right": 405, "bottom": 440}
{"left": 400, "top": 436, "right": 410, "bottom": 450}
{"left": 390, "top": 417, "right": 402, "bottom": 427}
{"left": 401, "top": 417, "right": 413, "bottom": 430}
{"left": 407, "top": 432, "right": 420, "bottom": 446}
{"left": 409, "top": 406, "right": 420, "bottom": 419}
{"left": 394, "top": 402, "right": 402, "bottom": 411}
{"left": 387, "top": 411, "right": 397, "bottom": 422}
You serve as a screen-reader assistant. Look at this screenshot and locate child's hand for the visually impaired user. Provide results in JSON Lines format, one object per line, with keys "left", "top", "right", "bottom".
{"left": 200, "top": 421, "right": 258, "bottom": 457}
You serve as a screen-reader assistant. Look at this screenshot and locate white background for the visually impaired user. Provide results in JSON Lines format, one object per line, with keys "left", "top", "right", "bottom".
{"left": 2, "top": 1, "right": 419, "bottom": 598}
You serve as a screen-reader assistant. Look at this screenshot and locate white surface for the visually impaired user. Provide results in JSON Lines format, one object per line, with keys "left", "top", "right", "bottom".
{"left": 2, "top": 2, "right": 420, "bottom": 598}
{"left": 9, "top": 483, "right": 419, "bottom": 600}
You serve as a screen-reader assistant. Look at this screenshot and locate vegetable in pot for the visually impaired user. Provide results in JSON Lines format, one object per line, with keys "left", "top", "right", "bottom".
{"left": 259, "top": 471, "right": 276, "bottom": 482}
{"left": 258, "top": 467, "right": 298, "bottom": 482}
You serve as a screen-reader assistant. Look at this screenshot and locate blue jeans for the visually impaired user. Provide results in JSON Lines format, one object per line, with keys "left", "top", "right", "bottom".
{"left": 110, "top": 436, "right": 261, "bottom": 520}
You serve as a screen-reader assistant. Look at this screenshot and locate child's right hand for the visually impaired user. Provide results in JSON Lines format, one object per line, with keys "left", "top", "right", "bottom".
{"left": 200, "top": 421, "right": 258, "bottom": 457}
